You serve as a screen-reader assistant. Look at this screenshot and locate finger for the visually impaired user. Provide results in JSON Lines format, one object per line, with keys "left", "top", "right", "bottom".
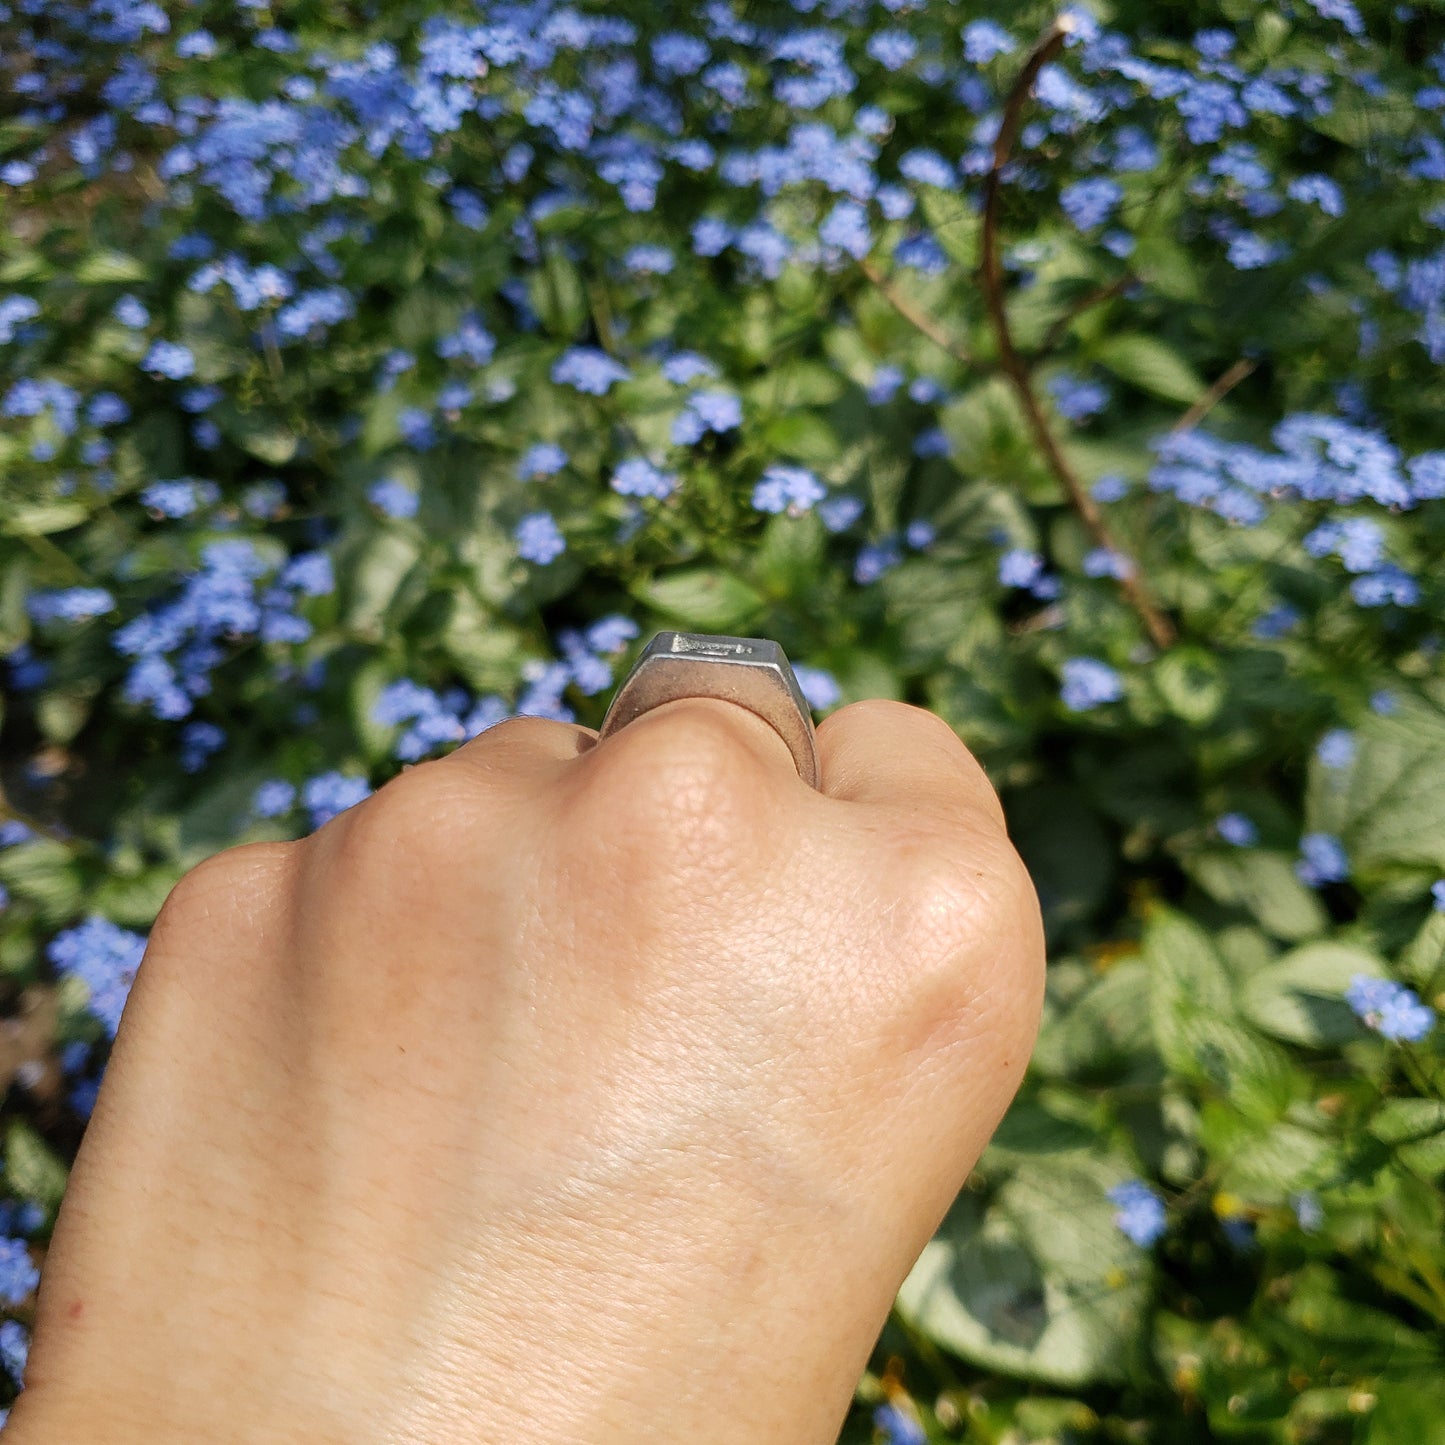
{"left": 814, "top": 699, "right": 1006, "bottom": 828}
{"left": 588, "top": 695, "right": 806, "bottom": 786}
{"left": 438, "top": 714, "right": 598, "bottom": 785}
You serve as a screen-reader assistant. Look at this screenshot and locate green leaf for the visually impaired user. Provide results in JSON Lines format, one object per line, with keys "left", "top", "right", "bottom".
{"left": 1007, "top": 785, "right": 1115, "bottom": 942}
{"left": 5, "top": 1119, "right": 69, "bottom": 1210}
{"left": 1372, "top": 1099, "right": 1445, "bottom": 1178}
{"left": 1187, "top": 851, "right": 1329, "bottom": 942}
{"left": 918, "top": 189, "right": 980, "bottom": 267}
{"left": 2, "top": 501, "right": 92, "bottom": 536}
{"left": 1092, "top": 334, "right": 1206, "bottom": 406}
{"left": 1240, "top": 942, "right": 1386, "bottom": 1046}
{"left": 1305, "top": 697, "right": 1445, "bottom": 873}
{"left": 897, "top": 1156, "right": 1149, "bottom": 1387}
{"left": 637, "top": 569, "right": 765, "bottom": 631}
{"left": 1152, "top": 647, "right": 1225, "bottom": 725}
{"left": 73, "top": 250, "right": 149, "bottom": 284}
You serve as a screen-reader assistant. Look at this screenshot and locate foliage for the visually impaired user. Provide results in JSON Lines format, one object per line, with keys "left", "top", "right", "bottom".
{"left": 3, "top": 0, "right": 1445, "bottom": 1438}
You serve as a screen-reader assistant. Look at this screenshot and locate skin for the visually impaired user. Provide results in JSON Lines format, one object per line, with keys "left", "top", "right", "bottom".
{"left": 7, "top": 697, "right": 1044, "bottom": 1443}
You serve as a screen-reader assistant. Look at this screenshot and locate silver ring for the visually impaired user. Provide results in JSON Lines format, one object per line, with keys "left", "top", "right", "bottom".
{"left": 598, "top": 632, "right": 821, "bottom": 789}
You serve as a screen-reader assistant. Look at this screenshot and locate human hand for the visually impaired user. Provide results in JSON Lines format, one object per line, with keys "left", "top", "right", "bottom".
{"left": 7, "top": 698, "right": 1043, "bottom": 1444}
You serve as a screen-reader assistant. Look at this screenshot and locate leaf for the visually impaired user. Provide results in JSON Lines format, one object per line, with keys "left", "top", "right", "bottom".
{"left": 341, "top": 531, "right": 423, "bottom": 637}
{"left": 5, "top": 1120, "right": 69, "bottom": 1210}
{"left": 897, "top": 1156, "right": 1149, "bottom": 1387}
{"left": 1240, "top": 942, "right": 1386, "bottom": 1046}
{"left": 1152, "top": 647, "right": 1225, "bottom": 725}
{"left": 637, "top": 569, "right": 765, "bottom": 631}
{"left": 1187, "top": 851, "right": 1329, "bottom": 942}
{"left": 2, "top": 501, "right": 91, "bottom": 536}
{"left": 73, "top": 250, "right": 149, "bottom": 284}
{"left": 1372, "top": 1099, "right": 1445, "bottom": 1178}
{"left": 1092, "top": 334, "right": 1207, "bottom": 406}
{"left": 218, "top": 402, "right": 299, "bottom": 465}
{"left": 918, "top": 189, "right": 981, "bottom": 268}
{"left": 1031, "top": 959, "right": 1156, "bottom": 1081}
{"left": 1305, "top": 697, "right": 1445, "bottom": 873}
{"left": 0, "top": 839, "right": 86, "bottom": 924}
{"left": 1007, "top": 785, "right": 1115, "bottom": 942}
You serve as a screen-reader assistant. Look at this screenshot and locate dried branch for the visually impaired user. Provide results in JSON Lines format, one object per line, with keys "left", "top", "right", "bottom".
{"left": 858, "top": 256, "right": 976, "bottom": 371}
{"left": 980, "top": 17, "right": 1176, "bottom": 651}
{"left": 1172, "top": 357, "right": 1257, "bottom": 435}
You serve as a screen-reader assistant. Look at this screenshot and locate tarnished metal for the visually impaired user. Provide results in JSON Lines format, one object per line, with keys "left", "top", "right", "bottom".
{"left": 598, "top": 632, "right": 820, "bottom": 789}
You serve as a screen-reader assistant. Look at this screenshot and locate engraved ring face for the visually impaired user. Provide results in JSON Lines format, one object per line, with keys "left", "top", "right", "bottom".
{"left": 597, "top": 631, "right": 821, "bottom": 789}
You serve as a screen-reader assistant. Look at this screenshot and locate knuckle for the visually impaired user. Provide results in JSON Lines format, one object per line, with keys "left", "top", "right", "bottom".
{"left": 570, "top": 703, "right": 781, "bottom": 887}
{"left": 148, "top": 842, "right": 296, "bottom": 963}
{"left": 890, "top": 826, "right": 1045, "bottom": 1038}
{"left": 320, "top": 763, "right": 482, "bottom": 887}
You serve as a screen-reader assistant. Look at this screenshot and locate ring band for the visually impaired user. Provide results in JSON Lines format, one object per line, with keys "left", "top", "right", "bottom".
{"left": 598, "top": 631, "right": 821, "bottom": 789}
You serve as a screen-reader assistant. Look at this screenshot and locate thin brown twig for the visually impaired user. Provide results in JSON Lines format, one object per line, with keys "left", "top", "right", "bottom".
{"left": 1171, "top": 357, "right": 1257, "bottom": 435}
{"left": 858, "top": 256, "right": 976, "bottom": 370}
{"left": 1037, "top": 273, "right": 1134, "bottom": 356}
{"left": 980, "top": 17, "right": 1176, "bottom": 651}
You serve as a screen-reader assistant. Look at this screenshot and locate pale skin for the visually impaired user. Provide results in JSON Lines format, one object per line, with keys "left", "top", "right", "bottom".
{"left": 7, "top": 697, "right": 1045, "bottom": 1443}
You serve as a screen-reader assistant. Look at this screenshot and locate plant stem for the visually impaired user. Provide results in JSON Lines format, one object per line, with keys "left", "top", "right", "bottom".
{"left": 858, "top": 256, "right": 977, "bottom": 370}
{"left": 979, "top": 18, "right": 1176, "bottom": 651}
{"left": 1171, "top": 357, "right": 1257, "bottom": 435}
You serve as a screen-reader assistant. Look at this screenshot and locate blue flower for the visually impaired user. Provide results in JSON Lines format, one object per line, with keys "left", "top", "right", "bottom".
{"left": 898, "top": 148, "right": 955, "bottom": 189}
{"left": 819, "top": 198, "right": 870, "bottom": 259}
{"left": 0, "top": 1319, "right": 27, "bottom": 1387}
{"left": 301, "top": 772, "right": 372, "bottom": 829}
{"left": 1304, "top": 0, "right": 1366, "bottom": 34}
{"left": 672, "top": 390, "right": 742, "bottom": 445}
{"left": 820, "top": 495, "right": 864, "bottom": 532}
{"left": 1296, "top": 832, "right": 1349, "bottom": 886}
{"left": 998, "top": 549, "right": 1044, "bottom": 589}
{"left": 873, "top": 1402, "right": 926, "bottom": 1445}
{"left": 1345, "top": 975, "right": 1435, "bottom": 1042}
{"left": 611, "top": 457, "right": 677, "bottom": 500}
{"left": 1316, "top": 729, "right": 1356, "bottom": 769}
{"left": 1288, "top": 174, "right": 1345, "bottom": 217}
{"left": 1216, "top": 813, "right": 1258, "bottom": 847}
{"left": 586, "top": 616, "right": 640, "bottom": 654}
{"left": 661, "top": 351, "right": 718, "bottom": 385}
{"left": 0, "top": 294, "right": 39, "bottom": 343}
{"left": 508, "top": 505, "right": 568, "bottom": 567}
{"left": 47, "top": 916, "right": 147, "bottom": 1037}
{"left": 27, "top": 587, "right": 116, "bottom": 624}
{"left": 1351, "top": 566, "right": 1419, "bottom": 607}
{"left": 142, "top": 340, "right": 196, "bottom": 379}
{"left": 1108, "top": 1180, "right": 1167, "bottom": 1246}
{"left": 518, "top": 442, "right": 567, "bottom": 479}
{"left": 624, "top": 244, "right": 674, "bottom": 276}
{"left": 0, "top": 1238, "right": 38, "bottom": 1306}
{"left": 906, "top": 520, "right": 936, "bottom": 550}
{"left": 253, "top": 780, "right": 297, "bottom": 818}
{"left": 652, "top": 33, "right": 710, "bottom": 77}
{"left": 141, "top": 479, "right": 219, "bottom": 518}
{"left": 436, "top": 312, "right": 495, "bottom": 365}
{"left": 552, "top": 347, "right": 630, "bottom": 394}
{"left": 866, "top": 30, "right": 918, "bottom": 71}
{"left": 180, "top": 721, "right": 225, "bottom": 773}
{"left": 1083, "top": 547, "right": 1132, "bottom": 579}
{"left": 1061, "top": 657, "right": 1124, "bottom": 711}
{"left": 752, "top": 464, "right": 824, "bottom": 515}
{"left": 962, "top": 19, "right": 1015, "bottom": 63}
{"left": 794, "top": 665, "right": 841, "bottom": 710}
{"left": 1047, "top": 373, "right": 1110, "bottom": 421}
{"left": 1292, "top": 1191, "right": 1324, "bottom": 1232}
{"left": 854, "top": 537, "right": 902, "bottom": 584}
{"left": 368, "top": 478, "right": 419, "bottom": 519}
{"left": 1061, "top": 176, "right": 1123, "bottom": 230}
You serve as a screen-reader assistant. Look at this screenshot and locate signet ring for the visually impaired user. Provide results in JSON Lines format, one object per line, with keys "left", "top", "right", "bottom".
{"left": 597, "top": 632, "right": 821, "bottom": 790}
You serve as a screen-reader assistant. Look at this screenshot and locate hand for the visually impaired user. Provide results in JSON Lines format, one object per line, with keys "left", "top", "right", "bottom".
{"left": 7, "top": 698, "right": 1044, "bottom": 1444}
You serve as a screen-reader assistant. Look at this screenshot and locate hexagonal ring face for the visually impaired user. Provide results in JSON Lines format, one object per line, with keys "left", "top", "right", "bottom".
{"left": 597, "top": 631, "right": 820, "bottom": 789}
